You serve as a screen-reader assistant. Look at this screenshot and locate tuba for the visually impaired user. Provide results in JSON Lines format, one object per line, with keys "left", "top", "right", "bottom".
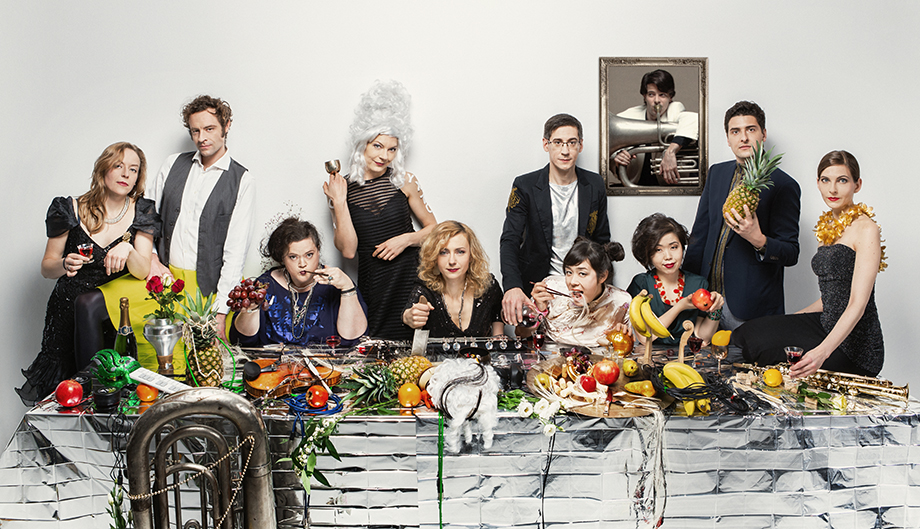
{"left": 608, "top": 111, "right": 699, "bottom": 187}
{"left": 126, "top": 387, "right": 277, "bottom": 529}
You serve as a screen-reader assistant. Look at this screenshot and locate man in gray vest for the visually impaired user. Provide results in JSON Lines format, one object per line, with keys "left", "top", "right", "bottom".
{"left": 147, "top": 95, "right": 255, "bottom": 338}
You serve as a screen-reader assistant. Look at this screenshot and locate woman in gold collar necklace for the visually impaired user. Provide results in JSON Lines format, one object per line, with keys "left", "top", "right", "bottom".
{"left": 734, "top": 150, "right": 886, "bottom": 377}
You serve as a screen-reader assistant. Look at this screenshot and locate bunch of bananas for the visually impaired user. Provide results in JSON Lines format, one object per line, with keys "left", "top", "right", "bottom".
{"left": 662, "top": 362, "right": 710, "bottom": 415}
{"left": 628, "top": 290, "right": 672, "bottom": 339}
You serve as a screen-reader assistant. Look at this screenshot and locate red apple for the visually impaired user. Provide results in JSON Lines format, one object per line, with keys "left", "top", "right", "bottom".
{"left": 307, "top": 385, "right": 329, "bottom": 408}
{"left": 691, "top": 288, "right": 713, "bottom": 311}
{"left": 591, "top": 359, "right": 620, "bottom": 386}
{"left": 578, "top": 375, "right": 597, "bottom": 393}
{"left": 55, "top": 379, "right": 84, "bottom": 407}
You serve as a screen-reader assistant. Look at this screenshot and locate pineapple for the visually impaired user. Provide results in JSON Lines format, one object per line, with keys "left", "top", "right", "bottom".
{"left": 388, "top": 355, "right": 433, "bottom": 386}
{"left": 339, "top": 364, "right": 397, "bottom": 407}
{"left": 722, "top": 142, "right": 784, "bottom": 219}
{"left": 178, "top": 288, "right": 223, "bottom": 387}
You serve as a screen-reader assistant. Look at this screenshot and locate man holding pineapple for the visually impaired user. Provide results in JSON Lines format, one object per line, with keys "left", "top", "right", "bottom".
{"left": 684, "top": 101, "right": 800, "bottom": 330}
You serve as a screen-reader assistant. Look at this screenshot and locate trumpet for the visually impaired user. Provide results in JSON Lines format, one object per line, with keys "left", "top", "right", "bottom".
{"left": 734, "top": 363, "right": 909, "bottom": 403}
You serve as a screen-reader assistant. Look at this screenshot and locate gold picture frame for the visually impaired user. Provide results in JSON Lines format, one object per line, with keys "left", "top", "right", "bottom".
{"left": 600, "top": 57, "right": 708, "bottom": 196}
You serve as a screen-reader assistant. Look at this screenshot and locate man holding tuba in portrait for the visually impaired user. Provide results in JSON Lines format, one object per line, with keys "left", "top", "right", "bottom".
{"left": 611, "top": 69, "right": 699, "bottom": 186}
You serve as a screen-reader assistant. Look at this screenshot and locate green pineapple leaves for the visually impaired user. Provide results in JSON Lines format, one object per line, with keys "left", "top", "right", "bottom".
{"left": 742, "top": 141, "right": 784, "bottom": 191}
{"left": 339, "top": 364, "right": 397, "bottom": 407}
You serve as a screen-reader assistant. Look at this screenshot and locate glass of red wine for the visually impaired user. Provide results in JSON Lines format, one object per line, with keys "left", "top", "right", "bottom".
{"left": 77, "top": 243, "right": 94, "bottom": 264}
{"left": 326, "top": 335, "right": 341, "bottom": 349}
{"left": 688, "top": 335, "right": 704, "bottom": 366}
{"left": 785, "top": 346, "right": 804, "bottom": 365}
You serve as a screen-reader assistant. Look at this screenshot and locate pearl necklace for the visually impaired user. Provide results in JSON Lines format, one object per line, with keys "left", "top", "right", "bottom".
{"left": 105, "top": 197, "right": 129, "bottom": 224}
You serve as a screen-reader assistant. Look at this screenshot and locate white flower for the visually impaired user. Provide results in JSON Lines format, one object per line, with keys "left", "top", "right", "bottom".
{"left": 517, "top": 400, "right": 534, "bottom": 417}
{"left": 542, "top": 423, "right": 557, "bottom": 437}
{"left": 534, "top": 399, "right": 550, "bottom": 418}
{"left": 548, "top": 400, "right": 561, "bottom": 416}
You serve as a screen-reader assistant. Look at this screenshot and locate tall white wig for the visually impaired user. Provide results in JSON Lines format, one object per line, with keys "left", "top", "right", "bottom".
{"left": 347, "top": 80, "right": 413, "bottom": 188}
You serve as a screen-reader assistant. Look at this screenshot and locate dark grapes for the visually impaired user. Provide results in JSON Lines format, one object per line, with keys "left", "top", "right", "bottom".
{"left": 227, "top": 278, "right": 269, "bottom": 312}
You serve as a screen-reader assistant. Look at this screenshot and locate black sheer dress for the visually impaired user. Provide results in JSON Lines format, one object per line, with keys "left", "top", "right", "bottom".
{"left": 17, "top": 197, "right": 159, "bottom": 405}
{"left": 347, "top": 171, "right": 419, "bottom": 340}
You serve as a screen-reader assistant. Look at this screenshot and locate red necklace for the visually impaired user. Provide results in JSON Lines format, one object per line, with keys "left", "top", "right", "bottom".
{"left": 653, "top": 272, "right": 684, "bottom": 305}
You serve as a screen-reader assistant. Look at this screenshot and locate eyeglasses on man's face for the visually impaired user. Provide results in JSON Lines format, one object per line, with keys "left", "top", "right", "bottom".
{"left": 549, "top": 139, "right": 581, "bottom": 149}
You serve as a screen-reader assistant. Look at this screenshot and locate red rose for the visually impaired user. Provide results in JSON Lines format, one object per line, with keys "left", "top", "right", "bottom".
{"left": 146, "top": 276, "right": 164, "bottom": 294}
{"left": 171, "top": 279, "right": 185, "bottom": 293}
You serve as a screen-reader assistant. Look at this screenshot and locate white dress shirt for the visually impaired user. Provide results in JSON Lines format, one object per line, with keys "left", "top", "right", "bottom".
{"left": 147, "top": 149, "right": 255, "bottom": 314}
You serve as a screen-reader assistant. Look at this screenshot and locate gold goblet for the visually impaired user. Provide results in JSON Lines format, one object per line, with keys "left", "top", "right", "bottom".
{"left": 324, "top": 159, "right": 341, "bottom": 175}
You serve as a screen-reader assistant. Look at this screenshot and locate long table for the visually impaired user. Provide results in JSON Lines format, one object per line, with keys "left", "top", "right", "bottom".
{"left": 2, "top": 398, "right": 920, "bottom": 528}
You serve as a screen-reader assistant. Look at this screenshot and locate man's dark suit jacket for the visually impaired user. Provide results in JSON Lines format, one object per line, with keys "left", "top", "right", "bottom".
{"left": 684, "top": 160, "right": 801, "bottom": 321}
{"left": 500, "top": 164, "right": 610, "bottom": 297}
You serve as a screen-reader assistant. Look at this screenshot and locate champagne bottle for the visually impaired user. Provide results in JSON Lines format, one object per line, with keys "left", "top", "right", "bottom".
{"left": 114, "top": 297, "right": 138, "bottom": 359}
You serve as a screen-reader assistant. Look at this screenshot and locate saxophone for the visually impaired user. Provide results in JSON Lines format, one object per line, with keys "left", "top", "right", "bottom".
{"left": 733, "top": 363, "right": 909, "bottom": 403}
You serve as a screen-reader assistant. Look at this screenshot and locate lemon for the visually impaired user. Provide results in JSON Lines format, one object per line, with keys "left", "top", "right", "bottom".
{"left": 711, "top": 330, "right": 732, "bottom": 347}
{"left": 762, "top": 368, "right": 783, "bottom": 387}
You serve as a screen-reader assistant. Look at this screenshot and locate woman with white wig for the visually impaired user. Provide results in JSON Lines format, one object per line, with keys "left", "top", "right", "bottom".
{"left": 323, "top": 80, "right": 437, "bottom": 340}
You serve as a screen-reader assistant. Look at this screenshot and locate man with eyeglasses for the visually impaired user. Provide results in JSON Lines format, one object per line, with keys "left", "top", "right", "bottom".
{"left": 613, "top": 69, "right": 699, "bottom": 185}
{"left": 500, "top": 113, "right": 610, "bottom": 325}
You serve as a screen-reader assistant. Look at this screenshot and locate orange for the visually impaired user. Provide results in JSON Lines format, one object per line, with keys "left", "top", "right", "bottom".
{"left": 398, "top": 382, "right": 421, "bottom": 407}
{"left": 711, "top": 330, "right": 732, "bottom": 347}
{"left": 136, "top": 384, "right": 159, "bottom": 402}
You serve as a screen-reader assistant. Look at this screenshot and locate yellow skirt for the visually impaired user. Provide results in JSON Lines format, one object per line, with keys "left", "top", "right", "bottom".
{"left": 98, "top": 266, "right": 198, "bottom": 375}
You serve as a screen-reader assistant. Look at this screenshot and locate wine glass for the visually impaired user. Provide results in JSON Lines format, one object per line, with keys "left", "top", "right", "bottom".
{"left": 711, "top": 343, "right": 728, "bottom": 374}
{"left": 688, "top": 335, "right": 703, "bottom": 366}
{"left": 785, "top": 346, "right": 804, "bottom": 365}
{"left": 324, "top": 160, "right": 341, "bottom": 175}
{"left": 77, "top": 243, "right": 94, "bottom": 264}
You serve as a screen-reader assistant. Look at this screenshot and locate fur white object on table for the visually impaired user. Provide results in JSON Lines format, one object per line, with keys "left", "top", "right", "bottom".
{"left": 425, "top": 358, "right": 500, "bottom": 453}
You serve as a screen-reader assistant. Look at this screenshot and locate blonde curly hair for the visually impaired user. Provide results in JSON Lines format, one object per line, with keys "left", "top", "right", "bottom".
{"left": 347, "top": 79, "right": 412, "bottom": 188}
{"left": 418, "top": 221, "right": 492, "bottom": 298}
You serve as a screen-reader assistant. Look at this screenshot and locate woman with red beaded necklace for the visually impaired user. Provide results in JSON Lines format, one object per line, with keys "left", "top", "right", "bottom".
{"left": 627, "top": 213, "right": 724, "bottom": 346}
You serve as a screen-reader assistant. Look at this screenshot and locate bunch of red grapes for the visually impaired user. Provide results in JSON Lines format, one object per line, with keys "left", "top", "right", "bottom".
{"left": 227, "top": 278, "right": 268, "bottom": 312}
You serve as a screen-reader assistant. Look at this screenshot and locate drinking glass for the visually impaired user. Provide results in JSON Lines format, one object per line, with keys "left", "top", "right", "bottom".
{"left": 688, "top": 335, "right": 703, "bottom": 366}
{"left": 77, "top": 243, "right": 94, "bottom": 264}
{"left": 711, "top": 344, "right": 728, "bottom": 374}
{"left": 785, "top": 346, "right": 804, "bottom": 365}
{"left": 326, "top": 335, "right": 341, "bottom": 348}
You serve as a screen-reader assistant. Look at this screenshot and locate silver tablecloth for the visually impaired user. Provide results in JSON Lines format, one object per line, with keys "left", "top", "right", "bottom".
{"left": 2, "top": 403, "right": 920, "bottom": 528}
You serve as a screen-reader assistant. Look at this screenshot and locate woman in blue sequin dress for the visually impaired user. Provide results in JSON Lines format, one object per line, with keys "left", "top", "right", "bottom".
{"left": 229, "top": 218, "right": 367, "bottom": 347}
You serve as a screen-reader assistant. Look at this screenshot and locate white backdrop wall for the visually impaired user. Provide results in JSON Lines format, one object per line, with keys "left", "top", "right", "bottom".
{"left": 1, "top": 1, "right": 917, "bottom": 445}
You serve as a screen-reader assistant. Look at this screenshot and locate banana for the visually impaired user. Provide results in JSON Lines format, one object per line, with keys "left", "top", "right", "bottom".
{"left": 663, "top": 362, "right": 710, "bottom": 416}
{"left": 640, "top": 300, "right": 672, "bottom": 339}
{"left": 629, "top": 293, "right": 649, "bottom": 336}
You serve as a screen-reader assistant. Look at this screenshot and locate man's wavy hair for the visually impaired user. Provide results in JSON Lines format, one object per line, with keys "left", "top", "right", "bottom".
{"left": 418, "top": 221, "right": 492, "bottom": 298}
{"left": 347, "top": 80, "right": 412, "bottom": 188}
{"left": 181, "top": 95, "right": 233, "bottom": 139}
{"left": 77, "top": 142, "right": 147, "bottom": 235}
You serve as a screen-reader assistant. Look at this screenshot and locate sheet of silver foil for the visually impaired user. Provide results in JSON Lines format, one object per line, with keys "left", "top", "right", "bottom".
{"left": 3, "top": 399, "right": 920, "bottom": 527}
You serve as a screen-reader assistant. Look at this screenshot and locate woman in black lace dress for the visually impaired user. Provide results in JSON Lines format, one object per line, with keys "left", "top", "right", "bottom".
{"left": 734, "top": 150, "right": 884, "bottom": 377}
{"left": 322, "top": 80, "right": 437, "bottom": 340}
{"left": 17, "top": 142, "right": 158, "bottom": 405}
{"left": 402, "top": 221, "right": 503, "bottom": 338}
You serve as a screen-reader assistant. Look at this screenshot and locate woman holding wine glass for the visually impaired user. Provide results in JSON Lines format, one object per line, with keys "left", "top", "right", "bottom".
{"left": 402, "top": 221, "right": 504, "bottom": 338}
{"left": 322, "top": 80, "right": 437, "bottom": 341}
{"left": 17, "top": 142, "right": 158, "bottom": 405}
{"left": 733, "top": 150, "right": 885, "bottom": 377}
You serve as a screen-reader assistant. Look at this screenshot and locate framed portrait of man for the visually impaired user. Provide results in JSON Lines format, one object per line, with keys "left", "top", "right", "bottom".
{"left": 600, "top": 57, "right": 708, "bottom": 196}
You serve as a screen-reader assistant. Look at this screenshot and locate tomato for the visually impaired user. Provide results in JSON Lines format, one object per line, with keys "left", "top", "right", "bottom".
{"left": 307, "top": 385, "right": 329, "bottom": 408}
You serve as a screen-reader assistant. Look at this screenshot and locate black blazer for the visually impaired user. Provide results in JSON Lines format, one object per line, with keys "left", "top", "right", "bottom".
{"left": 500, "top": 164, "right": 610, "bottom": 297}
{"left": 684, "top": 160, "right": 801, "bottom": 320}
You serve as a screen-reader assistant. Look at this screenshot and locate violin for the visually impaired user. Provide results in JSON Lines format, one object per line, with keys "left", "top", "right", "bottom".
{"left": 243, "top": 358, "right": 341, "bottom": 399}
